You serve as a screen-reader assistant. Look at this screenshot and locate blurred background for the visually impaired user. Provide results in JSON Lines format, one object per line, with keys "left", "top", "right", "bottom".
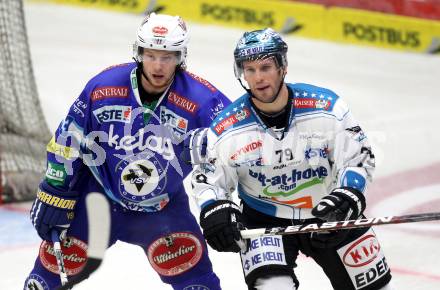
{"left": 1, "top": 0, "right": 440, "bottom": 289}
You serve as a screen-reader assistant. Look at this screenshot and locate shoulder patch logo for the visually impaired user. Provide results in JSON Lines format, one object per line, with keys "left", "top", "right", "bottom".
{"left": 294, "top": 98, "right": 331, "bottom": 110}
{"left": 91, "top": 86, "right": 129, "bottom": 102}
{"left": 168, "top": 92, "right": 199, "bottom": 114}
{"left": 214, "top": 108, "right": 250, "bottom": 135}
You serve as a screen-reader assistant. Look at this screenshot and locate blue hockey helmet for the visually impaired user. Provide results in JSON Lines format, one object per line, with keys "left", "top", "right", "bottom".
{"left": 233, "top": 28, "right": 288, "bottom": 78}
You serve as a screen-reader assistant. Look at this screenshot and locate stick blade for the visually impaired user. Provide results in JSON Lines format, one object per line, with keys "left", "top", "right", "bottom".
{"left": 56, "top": 192, "right": 110, "bottom": 290}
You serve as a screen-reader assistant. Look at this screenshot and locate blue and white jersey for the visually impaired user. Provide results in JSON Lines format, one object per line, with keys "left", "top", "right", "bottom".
{"left": 192, "top": 83, "right": 375, "bottom": 220}
{"left": 44, "top": 62, "right": 230, "bottom": 212}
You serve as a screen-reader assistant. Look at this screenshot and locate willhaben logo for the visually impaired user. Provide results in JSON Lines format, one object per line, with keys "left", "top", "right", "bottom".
{"left": 230, "top": 140, "right": 263, "bottom": 160}
{"left": 91, "top": 86, "right": 129, "bottom": 102}
{"left": 294, "top": 98, "right": 330, "bottom": 110}
{"left": 186, "top": 71, "right": 217, "bottom": 92}
{"left": 167, "top": 91, "right": 198, "bottom": 114}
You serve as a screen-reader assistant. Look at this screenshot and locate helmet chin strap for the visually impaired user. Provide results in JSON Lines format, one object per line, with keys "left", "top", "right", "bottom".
{"left": 134, "top": 59, "right": 176, "bottom": 93}
{"left": 134, "top": 58, "right": 152, "bottom": 84}
{"left": 239, "top": 68, "right": 286, "bottom": 105}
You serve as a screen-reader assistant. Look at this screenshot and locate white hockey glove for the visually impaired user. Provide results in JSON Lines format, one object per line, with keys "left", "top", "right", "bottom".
{"left": 181, "top": 128, "right": 209, "bottom": 165}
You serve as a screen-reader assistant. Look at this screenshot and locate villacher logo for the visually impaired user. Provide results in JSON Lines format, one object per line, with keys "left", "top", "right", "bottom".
{"left": 39, "top": 236, "right": 88, "bottom": 276}
{"left": 147, "top": 232, "right": 203, "bottom": 276}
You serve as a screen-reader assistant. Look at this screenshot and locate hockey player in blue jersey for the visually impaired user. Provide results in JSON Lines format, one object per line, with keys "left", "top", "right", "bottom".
{"left": 24, "top": 13, "right": 230, "bottom": 290}
{"left": 190, "top": 29, "right": 394, "bottom": 290}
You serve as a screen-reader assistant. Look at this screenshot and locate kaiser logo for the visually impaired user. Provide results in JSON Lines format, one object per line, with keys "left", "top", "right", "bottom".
{"left": 214, "top": 108, "right": 250, "bottom": 135}
{"left": 39, "top": 237, "right": 87, "bottom": 276}
{"left": 147, "top": 232, "right": 203, "bottom": 276}
{"left": 294, "top": 98, "right": 330, "bottom": 110}
{"left": 152, "top": 26, "right": 168, "bottom": 36}
{"left": 342, "top": 234, "right": 381, "bottom": 267}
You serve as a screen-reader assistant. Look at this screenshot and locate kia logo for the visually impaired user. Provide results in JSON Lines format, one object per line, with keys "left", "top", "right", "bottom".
{"left": 343, "top": 234, "right": 381, "bottom": 267}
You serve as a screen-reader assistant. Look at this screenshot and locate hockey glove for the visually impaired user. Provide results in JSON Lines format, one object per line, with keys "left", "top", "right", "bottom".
{"left": 311, "top": 187, "right": 366, "bottom": 222}
{"left": 181, "top": 128, "right": 209, "bottom": 165}
{"left": 30, "top": 181, "right": 79, "bottom": 241}
{"left": 310, "top": 187, "right": 366, "bottom": 248}
{"left": 199, "top": 200, "right": 243, "bottom": 253}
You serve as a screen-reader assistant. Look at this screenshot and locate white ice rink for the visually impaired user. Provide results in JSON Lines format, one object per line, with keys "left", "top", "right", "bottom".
{"left": 1, "top": 2, "right": 440, "bottom": 289}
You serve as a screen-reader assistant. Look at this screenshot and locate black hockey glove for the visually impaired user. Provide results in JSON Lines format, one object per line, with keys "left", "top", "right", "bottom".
{"left": 311, "top": 187, "right": 366, "bottom": 222}
{"left": 199, "top": 200, "right": 243, "bottom": 253}
{"left": 310, "top": 187, "right": 366, "bottom": 248}
{"left": 30, "top": 181, "right": 79, "bottom": 241}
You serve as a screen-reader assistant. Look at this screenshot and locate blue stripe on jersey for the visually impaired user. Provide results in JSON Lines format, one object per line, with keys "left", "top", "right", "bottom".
{"left": 238, "top": 184, "right": 277, "bottom": 217}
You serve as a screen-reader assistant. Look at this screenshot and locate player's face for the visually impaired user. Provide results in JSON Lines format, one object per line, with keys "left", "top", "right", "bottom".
{"left": 141, "top": 49, "right": 179, "bottom": 93}
{"left": 243, "top": 57, "right": 284, "bottom": 103}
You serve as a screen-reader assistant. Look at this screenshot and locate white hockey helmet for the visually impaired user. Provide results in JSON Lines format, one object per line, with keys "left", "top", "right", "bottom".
{"left": 134, "top": 13, "right": 190, "bottom": 66}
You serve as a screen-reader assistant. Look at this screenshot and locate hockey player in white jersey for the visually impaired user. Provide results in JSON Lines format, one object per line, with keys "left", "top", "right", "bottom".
{"left": 190, "top": 28, "right": 394, "bottom": 290}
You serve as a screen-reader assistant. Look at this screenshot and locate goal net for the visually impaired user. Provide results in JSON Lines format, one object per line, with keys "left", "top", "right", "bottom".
{"left": 0, "top": 0, "right": 51, "bottom": 203}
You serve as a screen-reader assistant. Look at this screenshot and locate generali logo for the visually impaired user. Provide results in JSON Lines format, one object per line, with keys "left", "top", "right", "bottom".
{"left": 91, "top": 86, "right": 129, "bottom": 102}
{"left": 167, "top": 91, "right": 198, "bottom": 114}
{"left": 342, "top": 234, "right": 381, "bottom": 267}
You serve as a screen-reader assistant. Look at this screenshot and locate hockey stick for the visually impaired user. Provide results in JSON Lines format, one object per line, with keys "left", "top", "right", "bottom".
{"left": 240, "top": 212, "right": 440, "bottom": 239}
{"left": 52, "top": 230, "right": 69, "bottom": 287}
{"left": 58, "top": 192, "right": 111, "bottom": 290}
